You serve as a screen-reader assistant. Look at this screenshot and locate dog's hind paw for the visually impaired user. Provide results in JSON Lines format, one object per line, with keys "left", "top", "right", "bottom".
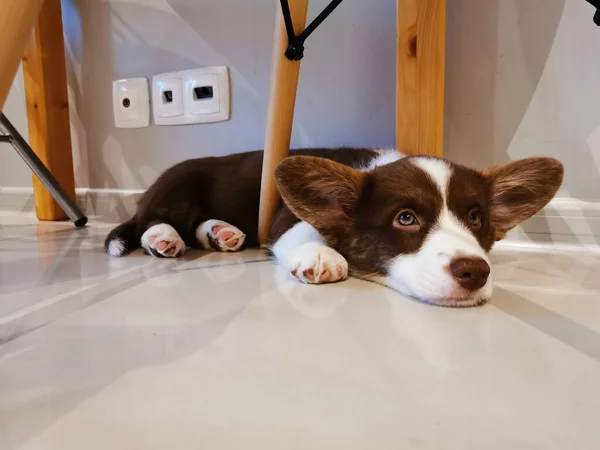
{"left": 196, "top": 219, "right": 246, "bottom": 252}
{"left": 289, "top": 243, "right": 348, "bottom": 284}
{"left": 141, "top": 223, "right": 186, "bottom": 258}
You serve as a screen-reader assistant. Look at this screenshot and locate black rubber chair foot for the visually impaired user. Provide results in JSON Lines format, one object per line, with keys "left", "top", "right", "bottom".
{"left": 74, "top": 216, "right": 88, "bottom": 228}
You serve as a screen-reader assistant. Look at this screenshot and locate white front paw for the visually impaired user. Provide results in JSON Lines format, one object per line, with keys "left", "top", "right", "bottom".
{"left": 289, "top": 243, "right": 348, "bottom": 284}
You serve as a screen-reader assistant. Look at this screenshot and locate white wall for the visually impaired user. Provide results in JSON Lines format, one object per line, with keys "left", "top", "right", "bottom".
{"left": 2, "top": 0, "right": 600, "bottom": 204}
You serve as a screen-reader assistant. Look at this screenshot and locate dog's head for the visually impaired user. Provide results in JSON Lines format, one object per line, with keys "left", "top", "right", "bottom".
{"left": 275, "top": 155, "right": 563, "bottom": 307}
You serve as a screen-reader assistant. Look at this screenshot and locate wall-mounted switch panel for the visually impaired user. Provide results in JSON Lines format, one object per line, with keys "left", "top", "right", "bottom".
{"left": 152, "top": 66, "right": 230, "bottom": 126}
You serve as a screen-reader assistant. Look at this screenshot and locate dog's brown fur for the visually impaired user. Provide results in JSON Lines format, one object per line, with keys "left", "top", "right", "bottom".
{"left": 105, "top": 148, "right": 379, "bottom": 254}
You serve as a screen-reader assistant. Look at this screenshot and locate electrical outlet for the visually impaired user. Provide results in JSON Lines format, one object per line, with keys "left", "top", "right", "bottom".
{"left": 112, "top": 78, "right": 150, "bottom": 128}
{"left": 152, "top": 66, "right": 230, "bottom": 126}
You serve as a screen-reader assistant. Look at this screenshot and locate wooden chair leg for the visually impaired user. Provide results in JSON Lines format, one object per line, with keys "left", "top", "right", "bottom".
{"left": 258, "top": 0, "right": 309, "bottom": 246}
{"left": 0, "top": 0, "right": 44, "bottom": 110}
{"left": 22, "top": 0, "right": 76, "bottom": 221}
{"left": 396, "top": 0, "right": 446, "bottom": 157}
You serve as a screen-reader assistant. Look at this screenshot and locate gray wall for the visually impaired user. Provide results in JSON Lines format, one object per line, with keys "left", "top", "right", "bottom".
{"left": 61, "top": 0, "right": 396, "bottom": 190}
{"left": 0, "top": 67, "right": 32, "bottom": 187}
{"left": 445, "top": 0, "right": 600, "bottom": 201}
{"left": 2, "top": 0, "right": 600, "bottom": 203}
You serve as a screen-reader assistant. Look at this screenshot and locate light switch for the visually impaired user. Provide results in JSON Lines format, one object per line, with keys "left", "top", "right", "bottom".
{"left": 188, "top": 73, "right": 220, "bottom": 115}
{"left": 152, "top": 77, "right": 184, "bottom": 122}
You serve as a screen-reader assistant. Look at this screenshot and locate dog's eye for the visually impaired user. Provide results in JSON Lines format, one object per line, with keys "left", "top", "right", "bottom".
{"left": 468, "top": 209, "right": 483, "bottom": 227}
{"left": 396, "top": 210, "right": 418, "bottom": 227}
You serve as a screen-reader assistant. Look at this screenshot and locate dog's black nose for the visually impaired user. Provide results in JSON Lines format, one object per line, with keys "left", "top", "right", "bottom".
{"left": 449, "top": 257, "right": 490, "bottom": 291}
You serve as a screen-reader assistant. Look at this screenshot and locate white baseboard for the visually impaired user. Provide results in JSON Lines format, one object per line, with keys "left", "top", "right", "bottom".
{"left": 1, "top": 189, "right": 599, "bottom": 251}
{"left": 499, "top": 197, "right": 600, "bottom": 252}
{"left": 0, "top": 187, "right": 143, "bottom": 223}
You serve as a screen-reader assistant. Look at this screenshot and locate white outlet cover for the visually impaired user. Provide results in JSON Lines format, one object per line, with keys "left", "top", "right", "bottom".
{"left": 112, "top": 78, "right": 150, "bottom": 128}
{"left": 152, "top": 66, "right": 230, "bottom": 126}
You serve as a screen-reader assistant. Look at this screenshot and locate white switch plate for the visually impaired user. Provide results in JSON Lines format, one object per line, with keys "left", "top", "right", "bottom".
{"left": 152, "top": 66, "right": 230, "bottom": 126}
{"left": 112, "top": 78, "right": 150, "bottom": 128}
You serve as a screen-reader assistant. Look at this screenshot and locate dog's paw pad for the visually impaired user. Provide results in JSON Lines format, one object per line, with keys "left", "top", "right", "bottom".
{"left": 142, "top": 224, "right": 185, "bottom": 258}
{"left": 149, "top": 236, "right": 178, "bottom": 256}
{"left": 197, "top": 220, "right": 246, "bottom": 252}
{"left": 289, "top": 243, "right": 348, "bottom": 284}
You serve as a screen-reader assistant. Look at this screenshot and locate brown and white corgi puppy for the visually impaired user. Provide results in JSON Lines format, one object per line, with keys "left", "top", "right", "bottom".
{"left": 105, "top": 148, "right": 563, "bottom": 307}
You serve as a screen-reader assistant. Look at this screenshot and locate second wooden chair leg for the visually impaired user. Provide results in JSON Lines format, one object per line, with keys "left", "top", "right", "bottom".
{"left": 258, "top": 0, "right": 309, "bottom": 246}
{"left": 396, "top": 0, "right": 446, "bottom": 157}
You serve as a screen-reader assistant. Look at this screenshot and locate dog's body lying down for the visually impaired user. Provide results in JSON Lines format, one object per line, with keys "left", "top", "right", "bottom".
{"left": 105, "top": 148, "right": 563, "bottom": 307}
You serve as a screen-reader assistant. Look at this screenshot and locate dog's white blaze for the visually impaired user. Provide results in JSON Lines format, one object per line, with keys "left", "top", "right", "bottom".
{"left": 271, "top": 221, "right": 324, "bottom": 267}
{"left": 107, "top": 238, "right": 125, "bottom": 257}
{"left": 412, "top": 157, "right": 451, "bottom": 200}
{"left": 384, "top": 159, "right": 492, "bottom": 305}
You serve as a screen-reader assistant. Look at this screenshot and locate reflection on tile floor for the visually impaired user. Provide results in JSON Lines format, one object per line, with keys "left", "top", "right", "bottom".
{"left": 1, "top": 217, "right": 600, "bottom": 449}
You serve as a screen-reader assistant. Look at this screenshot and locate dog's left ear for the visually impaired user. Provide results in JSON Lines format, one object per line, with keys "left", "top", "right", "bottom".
{"left": 481, "top": 157, "right": 564, "bottom": 240}
{"left": 275, "top": 156, "right": 366, "bottom": 235}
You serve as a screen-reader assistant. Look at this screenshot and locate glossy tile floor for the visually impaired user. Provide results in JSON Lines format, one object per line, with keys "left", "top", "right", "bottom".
{"left": 1, "top": 216, "right": 600, "bottom": 450}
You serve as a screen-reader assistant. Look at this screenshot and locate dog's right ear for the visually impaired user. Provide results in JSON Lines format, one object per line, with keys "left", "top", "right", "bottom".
{"left": 275, "top": 156, "right": 366, "bottom": 235}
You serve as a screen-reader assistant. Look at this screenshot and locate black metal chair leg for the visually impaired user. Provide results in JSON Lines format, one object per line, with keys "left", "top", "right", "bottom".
{"left": 0, "top": 113, "right": 87, "bottom": 227}
{"left": 584, "top": 0, "right": 600, "bottom": 25}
